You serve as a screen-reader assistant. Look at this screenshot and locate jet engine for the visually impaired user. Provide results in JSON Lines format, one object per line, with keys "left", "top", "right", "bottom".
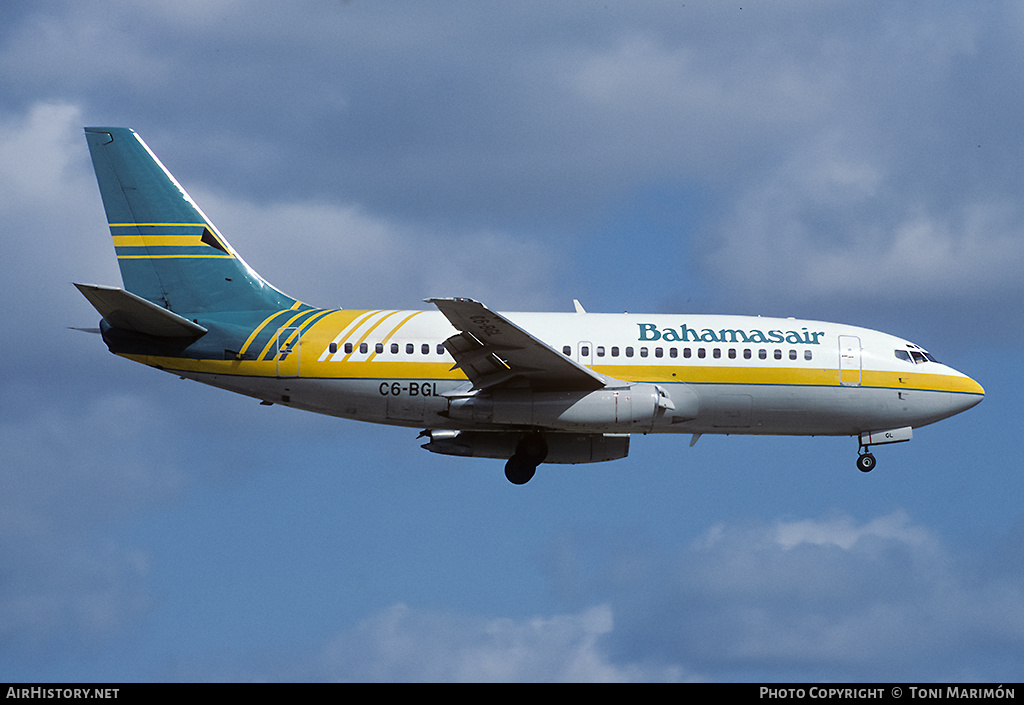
{"left": 421, "top": 430, "right": 630, "bottom": 464}
{"left": 442, "top": 382, "right": 688, "bottom": 433}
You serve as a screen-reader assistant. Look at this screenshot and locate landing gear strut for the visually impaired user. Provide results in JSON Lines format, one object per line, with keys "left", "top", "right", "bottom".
{"left": 504, "top": 432, "right": 548, "bottom": 485}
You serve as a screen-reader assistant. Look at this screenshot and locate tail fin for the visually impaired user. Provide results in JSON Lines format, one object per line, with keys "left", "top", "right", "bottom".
{"left": 84, "top": 127, "right": 298, "bottom": 315}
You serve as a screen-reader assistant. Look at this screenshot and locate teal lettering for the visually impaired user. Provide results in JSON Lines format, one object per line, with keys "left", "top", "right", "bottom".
{"left": 679, "top": 324, "right": 702, "bottom": 342}
{"left": 635, "top": 322, "right": 827, "bottom": 344}
{"left": 638, "top": 323, "right": 661, "bottom": 341}
{"left": 719, "top": 329, "right": 750, "bottom": 343}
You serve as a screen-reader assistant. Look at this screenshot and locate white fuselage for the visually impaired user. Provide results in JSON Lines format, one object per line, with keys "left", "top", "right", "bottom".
{"left": 178, "top": 310, "right": 983, "bottom": 439}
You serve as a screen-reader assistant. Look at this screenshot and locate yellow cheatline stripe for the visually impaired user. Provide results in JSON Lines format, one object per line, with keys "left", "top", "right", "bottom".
{"left": 365, "top": 311, "right": 425, "bottom": 362}
{"left": 120, "top": 353, "right": 460, "bottom": 380}
{"left": 118, "top": 348, "right": 983, "bottom": 395}
{"left": 593, "top": 363, "right": 982, "bottom": 394}
{"left": 303, "top": 359, "right": 462, "bottom": 379}
{"left": 238, "top": 309, "right": 294, "bottom": 358}
{"left": 109, "top": 222, "right": 207, "bottom": 228}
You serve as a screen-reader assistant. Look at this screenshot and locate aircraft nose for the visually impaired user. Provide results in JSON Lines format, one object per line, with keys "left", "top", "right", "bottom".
{"left": 949, "top": 372, "right": 984, "bottom": 415}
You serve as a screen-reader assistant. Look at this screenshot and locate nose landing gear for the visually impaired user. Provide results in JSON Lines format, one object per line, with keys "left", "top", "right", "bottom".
{"left": 856, "top": 449, "right": 876, "bottom": 473}
{"left": 855, "top": 426, "right": 913, "bottom": 473}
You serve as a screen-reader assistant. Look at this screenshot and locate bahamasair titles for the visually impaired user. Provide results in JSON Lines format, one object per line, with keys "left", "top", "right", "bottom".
{"left": 75, "top": 128, "right": 984, "bottom": 484}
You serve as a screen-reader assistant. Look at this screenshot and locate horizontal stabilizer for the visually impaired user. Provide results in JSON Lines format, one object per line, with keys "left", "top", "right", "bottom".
{"left": 74, "top": 283, "right": 208, "bottom": 338}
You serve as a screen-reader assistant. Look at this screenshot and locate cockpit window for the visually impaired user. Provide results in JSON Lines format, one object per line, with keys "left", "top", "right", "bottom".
{"left": 896, "top": 348, "right": 939, "bottom": 364}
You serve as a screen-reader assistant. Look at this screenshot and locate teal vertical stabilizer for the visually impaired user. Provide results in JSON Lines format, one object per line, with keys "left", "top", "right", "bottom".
{"left": 84, "top": 127, "right": 298, "bottom": 315}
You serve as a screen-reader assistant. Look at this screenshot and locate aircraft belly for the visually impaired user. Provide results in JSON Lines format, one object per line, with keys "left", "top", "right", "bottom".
{"left": 658, "top": 383, "right": 962, "bottom": 436}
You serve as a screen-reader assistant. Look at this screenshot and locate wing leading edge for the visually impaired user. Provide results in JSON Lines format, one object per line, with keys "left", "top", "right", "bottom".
{"left": 425, "top": 297, "right": 606, "bottom": 392}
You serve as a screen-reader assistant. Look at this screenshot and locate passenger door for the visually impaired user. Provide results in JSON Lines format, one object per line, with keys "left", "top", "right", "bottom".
{"left": 839, "top": 335, "right": 861, "bottom": 386}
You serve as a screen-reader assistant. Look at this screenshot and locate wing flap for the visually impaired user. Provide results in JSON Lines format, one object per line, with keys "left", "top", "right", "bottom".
{"left": 426, "top": 297, "right": 605, "bottom": 391}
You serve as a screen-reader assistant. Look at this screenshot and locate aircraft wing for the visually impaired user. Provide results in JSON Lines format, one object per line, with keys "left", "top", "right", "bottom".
{"left": 425, "top": 297, "right": 606, "bottom": 392}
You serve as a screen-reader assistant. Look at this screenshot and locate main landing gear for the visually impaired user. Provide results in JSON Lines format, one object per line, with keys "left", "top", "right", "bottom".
{"left": 505, "top": 432, "right": 548, "bottom": 485}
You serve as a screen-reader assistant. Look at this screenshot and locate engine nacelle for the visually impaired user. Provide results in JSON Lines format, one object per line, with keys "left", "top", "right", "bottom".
{"left": 444, "top": 383, "right": 684, "bottom": 433}
{"left": 421, "top": 430, "right": 630, "bottom": 464}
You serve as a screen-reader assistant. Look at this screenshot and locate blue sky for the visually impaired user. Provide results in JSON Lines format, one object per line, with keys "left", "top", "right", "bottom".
{"left": 2, "top": 1, "right": 1022, "bottom": 682}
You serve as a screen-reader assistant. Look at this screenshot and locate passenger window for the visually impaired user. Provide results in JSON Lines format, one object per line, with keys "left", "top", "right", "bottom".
{"left": 744, "top": 349, "right": 752, "bottom": 360}
{"left": 581, "top": 345, "right": 590, "bottom": 356}
{"left": 625, "top": 347, "right": 634, "bottom": 358}
{"left": 758, "top": 349, "right": 767, "bottom": 360}
{"left": 804, "top": 350, "right": 812, "bottom": 361}
{"left": 669, "top": 347, "right": 678, "bottom": 358}
{"left": 728, "top": 348, "right": 737, "bottom": 359}
{"left": 563, "top": 346, "right": 571, "bottom": 355}
{"left": 655, "top": 347, "right": 663, "bottom": 358}
{"left": 421, "top": 343, "right": 429, "bottom": 354}
{"left": 640, "top": 347, "right": 648, "bottom": 358}
{"left": 697, "top": 348, "right": 706, "bottom": 359}
{"left": 683, "top": 348, "right": 692, "bottom": 359}
{"left": 344, "top": 342, "right": 353, "bottom": 354}
{"left": 596, "top": 346, "right": 605, "bottom": 357}
{"left": 774, "top": 349, "right": 782, "bottom": 360}
{"left": 437, "top": 343, "right": 445, "bottom": 355}
{"left": 713, "top": 348, "right": 721, "bottom": 359}
{"left": 329, "top": 342, "right": 338, "bottom": 354}
{"left": 611, "top": 346, "right": 619, "bottom": 357}
{"left": 391, "top": 343, "right": 399, "bottom": 354}
{"left": 359, "top": 342, "right": 368, "bottom": 354}
{"left": 789, "top": 349, "right": 797, "bottom": 360}
{"left": 406, "top": 343, "right": 414, "bottom": 354}
{"left": 375, "top": 343, "right": 383, "bottom": 354}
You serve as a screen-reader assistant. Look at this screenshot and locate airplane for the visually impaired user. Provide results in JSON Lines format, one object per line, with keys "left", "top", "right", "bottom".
{"left": 75, "top": 127, "right": 984, "bottom": 484}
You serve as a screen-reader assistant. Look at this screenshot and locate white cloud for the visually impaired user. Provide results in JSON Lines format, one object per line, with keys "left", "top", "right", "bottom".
{"left": 308, "top": 603, "right": 692, "bottom": 682}
{"left": 705, "top": 132, "right": 1024, "bottom": 309}
{"left": 645, "top": 512, "right": 1024, "bottom": 678}
{"left": 771, "top": 511, "right": 931, "bottom": 551}
{"left": 176, "top": 511, "right": 1024, "bottom": 682}
{"left": 192, "top": 188, "right": 567, "bottom": 312}
{"left": 0, "top": 102, "right": 121, "bottom": 325}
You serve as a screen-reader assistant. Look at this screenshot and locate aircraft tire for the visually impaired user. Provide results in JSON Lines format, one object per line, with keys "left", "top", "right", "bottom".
{"left": 504, "top": 456, "right": 537, "bottom": 485}
{"left": 517, "top": 432, "right": 549, "bottom": 464}
{"left": 856, "top": 453, "right": 876, "bottom": 473}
